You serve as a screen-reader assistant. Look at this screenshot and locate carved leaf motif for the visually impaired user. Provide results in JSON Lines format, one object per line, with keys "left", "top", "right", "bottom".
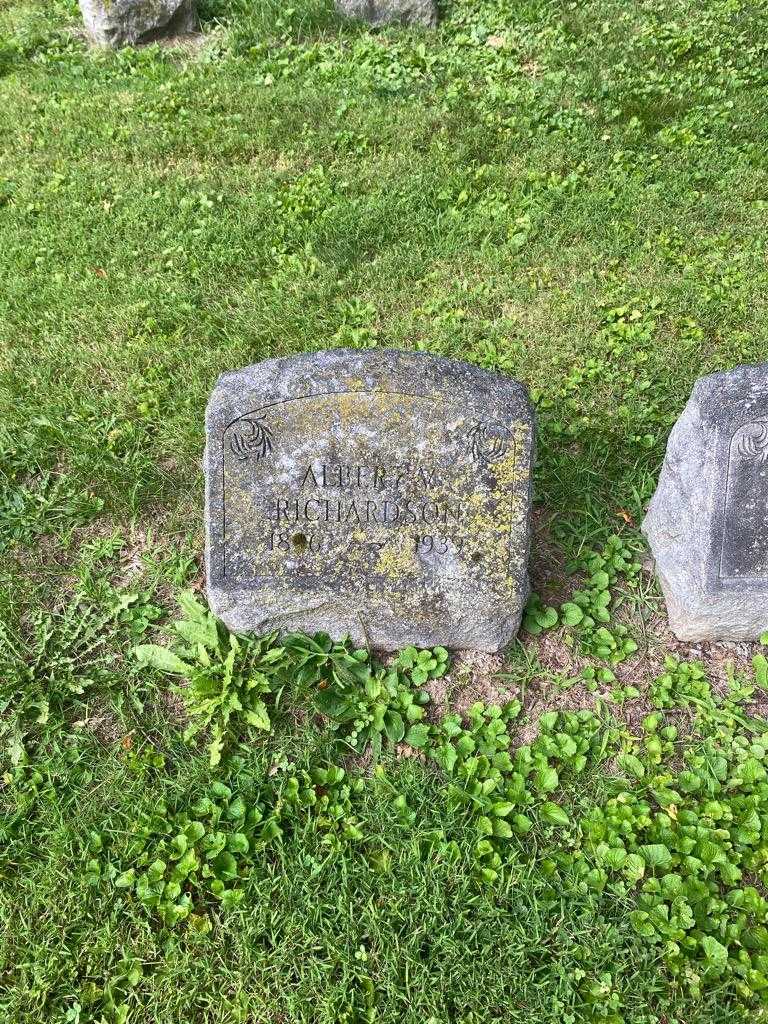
{"left": 467, "top": 421, "right": 509, "bottom": 462}
{"left": 735, "top": 421, "right": 768, "bottom": 463}
{"left": 230, "top": 416, "right": 275, "bottom": 461}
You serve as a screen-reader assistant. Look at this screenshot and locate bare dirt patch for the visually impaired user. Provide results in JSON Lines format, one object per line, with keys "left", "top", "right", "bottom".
{"left": 449, "top": 650, "right": 512, "bottom": 717}
{"left": 145, "top": 30, "right": 209, "bottom": 55}
{"left": 112, "top": 525, "right": 153, "bottom": 588}
{"left": 422, "top": 670, "right": 451, "bottom": 721}
{"left": 514, "top": 681, "right": 599, "bottom": 746}
{"left": 158, "top": 686, "right": 190, "bottom": 728}
{"left": 396, "top": 742, "right": 428, "bottom": 762}
{"left": 530, "top": 626, "right": 585, "bottom": 679}
{"left": 345, "top": 745, "right": 375, "bottom": 776}
{"left": 74, "top": 699, "right": 125, "bottom": 745}
{"left": 529, "top": 508, "right": 572, "bottom": 607}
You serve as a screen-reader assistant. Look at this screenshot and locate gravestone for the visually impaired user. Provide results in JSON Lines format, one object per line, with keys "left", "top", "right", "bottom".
{"left": 79, "top": 0, "right": 196, "bottom": 47}
{"left": 643, "top": 362, "right": 768, "bottom": 641}
{"left": 204, "top": 349, "right": 535, "bottom": 652}
{"left": 335, "top": 0, "right": 437, "bottom": 29}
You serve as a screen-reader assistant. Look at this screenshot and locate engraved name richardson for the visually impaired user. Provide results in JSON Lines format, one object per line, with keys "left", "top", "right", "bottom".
{"left": 265, "top": 460, "right": 467, "bottom": 559}
{"left": 254, "top": 417, "right": 510, "bottom": 528}
{"left": 269, "top": 462, "right": 463, "bottom": 527}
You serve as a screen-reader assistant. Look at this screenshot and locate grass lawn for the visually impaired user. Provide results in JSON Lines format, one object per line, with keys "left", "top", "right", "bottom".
{"left": 2, "top": 0, "right": 768, "bottom": 1020}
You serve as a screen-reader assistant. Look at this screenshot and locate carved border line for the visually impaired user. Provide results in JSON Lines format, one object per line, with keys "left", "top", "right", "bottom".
{"left": 215, "top": 391, "right": 521, "bottom": 586}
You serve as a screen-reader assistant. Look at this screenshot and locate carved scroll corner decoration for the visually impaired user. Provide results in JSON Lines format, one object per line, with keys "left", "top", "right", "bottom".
{"left": 467, "top": 420, "right": 510, "bottom": 462}
{"left": 733, "top": 420, "right": 768, "bottom": 464}
{"left": 229, "top": 415, "right": 275, "bottom": 462}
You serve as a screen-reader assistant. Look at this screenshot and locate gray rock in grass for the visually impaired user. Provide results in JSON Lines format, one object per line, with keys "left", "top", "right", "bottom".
{"left": 79, "top": 0, "right": 197, "bottom": 47}
{"left": 335, "top": 0, "right": 437, "bottom": 29}
{"left": 642, "top": 362, "right": 768, "bottom": 641}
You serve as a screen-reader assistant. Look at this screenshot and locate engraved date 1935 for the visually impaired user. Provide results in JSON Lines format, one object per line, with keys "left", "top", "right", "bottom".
{"left": 413, "top": 533, "right": 464, "bottom": 555}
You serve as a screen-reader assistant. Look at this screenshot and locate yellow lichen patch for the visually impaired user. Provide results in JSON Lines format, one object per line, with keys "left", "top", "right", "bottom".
{"left": 325, "top": 390, "right": 417, "bottom": 433}
{"left": 449, "top": 425, "right": 532, "bottom": 598}
{"left": 489, "top": 447, "right": 520, "bottom": 490}
{"left": 375, "top": 535, "right": 418, "bottom": 579}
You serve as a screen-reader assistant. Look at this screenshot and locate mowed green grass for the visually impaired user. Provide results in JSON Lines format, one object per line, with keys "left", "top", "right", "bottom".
{"left": 1, "top": 0, "right": 768, "bottom": 1020}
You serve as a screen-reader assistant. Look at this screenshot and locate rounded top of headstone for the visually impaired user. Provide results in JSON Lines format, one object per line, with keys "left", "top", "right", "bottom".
{"left": 209, "top": 348, "right": 534, "bottom": 426}
{"left": 691, "top": 361, "right": 768, "bottom": 417}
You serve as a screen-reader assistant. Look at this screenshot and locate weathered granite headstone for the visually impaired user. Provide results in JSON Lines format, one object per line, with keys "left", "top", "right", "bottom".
{"left": 79, "top": 0, "right": 196, "bottom": 47}
{"left": 204, "top": 349, "right": 534, "bottom": 652}
{"left": 335, "top": 0, "right": 437, "bottom": 29}
{"left": 643, "top": 362, "right": 768, "bottom": 641}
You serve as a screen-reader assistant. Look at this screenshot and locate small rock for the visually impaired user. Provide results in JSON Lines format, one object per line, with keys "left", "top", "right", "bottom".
{"left": 335, "top": 0, "right": 437, "bottom": 29}
{"left": 485, "top": 35, "right": 506, "bottom": 49}
{"left": 643, "top": 362, "right": 768, "bottom": 641}
{"left": 640, "top": 553, "right": 655, "bottom": 575}
{"left": 79, "top": 0, "right": 197, "bottom": 47}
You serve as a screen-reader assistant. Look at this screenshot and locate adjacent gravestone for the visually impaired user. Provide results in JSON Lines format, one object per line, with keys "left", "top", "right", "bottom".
{"left": 335, "top": 0, "right": 437, "bottom": 29}
{"left": 79, "top": 0, "right": 196, "bottom": 47}
{"left": 643, "top": 362, "right": 768, "bottom": 641}
{"left": 204, "top": 349, "right": 535, "bottom": 652}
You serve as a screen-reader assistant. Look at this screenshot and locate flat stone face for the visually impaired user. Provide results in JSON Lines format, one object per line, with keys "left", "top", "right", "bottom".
{"left": 719, "top": 421, "right": 768, "bottom": 580}
{"left": 205, "top": 349, "right": 534, "bottom": 651}
{"left": 642, "top": 362, "right": 768, "bottom": 640}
